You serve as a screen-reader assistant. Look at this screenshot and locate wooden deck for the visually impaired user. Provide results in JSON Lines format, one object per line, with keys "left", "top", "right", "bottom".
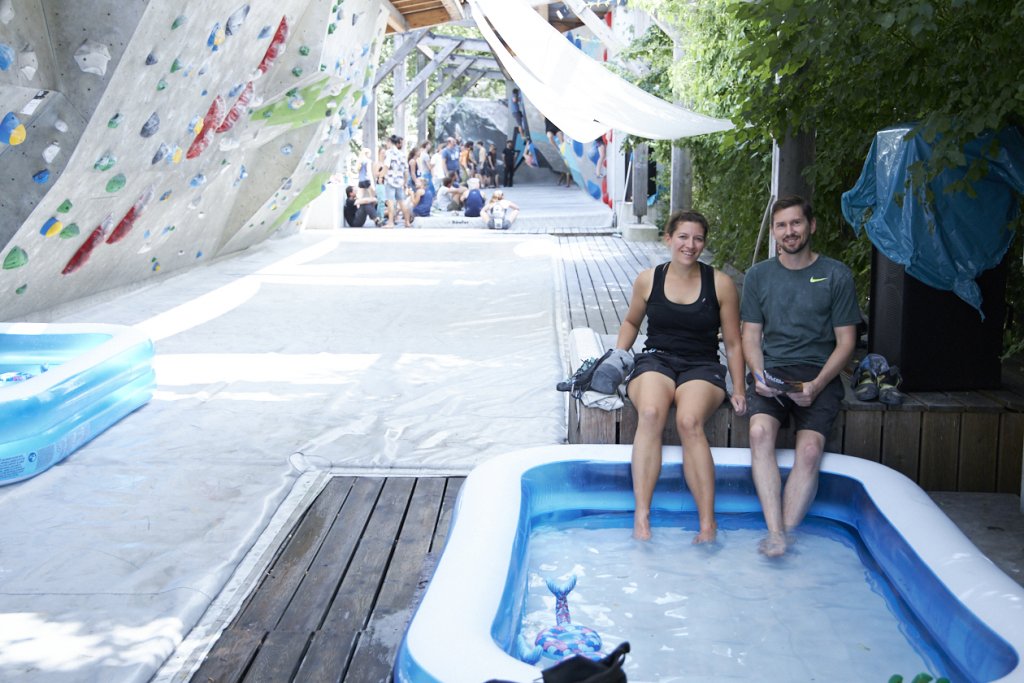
{"left": 190, "top": 476, "right": 462, "bottom": 683}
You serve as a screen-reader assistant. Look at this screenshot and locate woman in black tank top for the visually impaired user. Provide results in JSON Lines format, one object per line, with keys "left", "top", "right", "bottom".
{"left": 612, "top": 211, "right": 747, "bottom": 544}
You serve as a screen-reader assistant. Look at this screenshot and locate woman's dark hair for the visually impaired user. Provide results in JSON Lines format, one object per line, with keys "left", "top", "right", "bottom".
{"left": 665, "top": 210, "right": 710, "bottom": 238}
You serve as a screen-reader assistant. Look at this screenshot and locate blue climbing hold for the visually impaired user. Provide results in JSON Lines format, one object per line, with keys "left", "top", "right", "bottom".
{"left": 32, "top": 169, "right": 50, "bottom": 184}
{"left": 0, "top": 43, "right": 14, "bottom": 71}
{"left": 585, "top": 180, "right": 602, "bottom": 200}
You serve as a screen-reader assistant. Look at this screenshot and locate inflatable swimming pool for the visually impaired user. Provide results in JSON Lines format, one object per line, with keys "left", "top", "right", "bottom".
{"left": 395, "top": 445, "right": 1024, "bottom": 683}
{"left": 0, "top": 323, "right": 155, "bottom": 485}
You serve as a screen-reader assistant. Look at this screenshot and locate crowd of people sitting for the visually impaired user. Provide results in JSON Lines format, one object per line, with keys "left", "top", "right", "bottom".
{"left": 342, "top": 132, "right": 522, "bottom": 230}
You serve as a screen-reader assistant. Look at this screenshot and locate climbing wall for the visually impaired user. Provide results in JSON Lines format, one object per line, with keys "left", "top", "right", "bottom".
{"left": 0, "top": 0, "right": 387, "bottom": 320}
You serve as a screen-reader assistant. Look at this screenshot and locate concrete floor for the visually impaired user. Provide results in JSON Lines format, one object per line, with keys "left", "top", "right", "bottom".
{"left": 929, "top": 492, "right": 1024, "bottom": 588}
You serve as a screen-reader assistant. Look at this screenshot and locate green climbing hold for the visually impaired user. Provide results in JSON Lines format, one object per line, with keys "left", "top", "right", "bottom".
{"left": 291, "top": 67, "right": 303, "bottom": 77}
{"left": 328, "top": 23, "right": 336, "bottom": 34}
{"left": 60, "top": 223, "right": 79, "bottom": 239}
{"left": 172, "top": 15, "right": 186, "bottom": 29}
{"left": 15, "top": 284, "right": 27, "bottom": 295}
{"left": 171, "top": 58, "right": 182, "bottom": 73}
{"left": 106, "top": 173, "right": 126, "bottom": 193}
{"left": 299, "top": 45, "right": 310, "bottom": 56}
{"left": 157, "top": 78, "right": 168, "bottom": 91}
{"left": 286, "top": 87, "right": 298, "bottom": 97}
{"left": 107, "top": 113, "right": 122, "bottom": 128}
{"left": 94, "top": 153, "right": 116, "bottom": 171}
{"left": 57, "top": 199, "right": 72, "bottom": 213}
{"left": 2, "top": 246, "right": 27, "bottom": 270}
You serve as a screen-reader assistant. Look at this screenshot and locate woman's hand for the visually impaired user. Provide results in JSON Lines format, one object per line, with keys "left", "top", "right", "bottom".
{"left": 730, "top": 392, "right": 746, "bottom": 416}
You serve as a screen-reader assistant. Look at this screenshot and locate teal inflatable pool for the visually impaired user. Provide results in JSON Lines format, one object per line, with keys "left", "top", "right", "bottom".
{"left": 0, "top": 323, "right": 155, "bottom": 485}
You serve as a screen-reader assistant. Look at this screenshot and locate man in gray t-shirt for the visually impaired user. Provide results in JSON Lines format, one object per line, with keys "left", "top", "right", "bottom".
{"left": 740, "top": 196, "right": 860, "bottom": 557}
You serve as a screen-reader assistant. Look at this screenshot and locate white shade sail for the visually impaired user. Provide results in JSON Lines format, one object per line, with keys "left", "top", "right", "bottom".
{"left": 469, "top": 0, "right": 734, "bottom": 143}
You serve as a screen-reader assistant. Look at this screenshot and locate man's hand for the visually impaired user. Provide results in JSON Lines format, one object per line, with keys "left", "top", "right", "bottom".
{"left": 752, "top": 371, "right": 782, "bottom": 398}
{"left": 787, "top": 378, "right": 820, "bottom": 407}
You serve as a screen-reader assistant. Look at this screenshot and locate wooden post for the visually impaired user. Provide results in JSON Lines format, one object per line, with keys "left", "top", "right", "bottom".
{"left": 363, "top": 90, "right": 377, "bottom": 161}
{"left": 775, "top": 130, "right": 815, "bottom": 200}
{"left": 670, "top": 146, "right": 692, "bottom": 214}
{"left": 416, "top": 53, "right": 428, "bottom": 144}
{"left": 394, "top": 56, "right": 407, "bottom": 139}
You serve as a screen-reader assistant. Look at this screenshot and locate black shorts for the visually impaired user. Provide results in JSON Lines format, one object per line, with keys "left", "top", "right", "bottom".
{"left": 627, "top": 350, "right": 727, "bottom": 393}
{"left": 745, "top": 364, "right": 843, "bottom": 436}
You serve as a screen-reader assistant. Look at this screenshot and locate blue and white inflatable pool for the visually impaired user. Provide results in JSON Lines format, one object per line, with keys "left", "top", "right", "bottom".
{"left": 0, "top": 323, "right": 155, "bottom": 485}
{"left": 395, "top": 445, "right": 1024, "bottom": 683}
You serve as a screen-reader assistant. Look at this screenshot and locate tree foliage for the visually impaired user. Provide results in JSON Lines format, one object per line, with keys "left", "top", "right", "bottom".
{"left": 633, "top": 0, "right": 1024, "bottom": 354}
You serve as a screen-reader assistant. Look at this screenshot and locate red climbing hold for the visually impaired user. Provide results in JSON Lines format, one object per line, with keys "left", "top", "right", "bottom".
{"left": 186, "top": 96, "right": 226, "bottom": 159}
{"left": 256, "top": 16, "right": 289, "bottom": 75}
{"left": 216, "top": 81, "right": 253, "bottom": 133}
{"left": 62, "top": 225, "right": 105, "bottom": 275}
{"left": 106, "top": 186, "right": 155, "bottom": 244}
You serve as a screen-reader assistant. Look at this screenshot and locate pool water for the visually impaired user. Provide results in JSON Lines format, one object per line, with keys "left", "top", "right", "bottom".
{"left": 520, "top": 512, "right": 954, "bottom": 683}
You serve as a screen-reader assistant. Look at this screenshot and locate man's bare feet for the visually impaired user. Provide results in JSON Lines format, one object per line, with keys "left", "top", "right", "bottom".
{"left": 693, "top": 525, "right": 717, "bottom": 545}
{"left": 759, "top": 531, "right": 787, "bottom": 557}
{"left": 633, "top": 512, "right": 652, "bottom": 540}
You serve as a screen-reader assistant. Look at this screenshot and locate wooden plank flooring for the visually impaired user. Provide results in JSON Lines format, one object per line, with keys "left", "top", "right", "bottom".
{"left": 190, "top": 476, "right": 462, "bottom": 683}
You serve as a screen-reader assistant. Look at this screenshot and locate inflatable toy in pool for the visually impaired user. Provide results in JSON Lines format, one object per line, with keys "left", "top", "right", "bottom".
{"left": 528, "top": 575, "right": 602, "bottom": 662}
{"left": 0, "top": 323, "right": 155, "bottom": 485}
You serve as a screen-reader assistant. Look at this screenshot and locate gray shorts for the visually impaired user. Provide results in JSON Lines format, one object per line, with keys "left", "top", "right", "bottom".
{"left": 384, "top": 184, "right": 405, "bottom": 202}
{"left": 745, "top": 364, "right": 843, "bottom": 436}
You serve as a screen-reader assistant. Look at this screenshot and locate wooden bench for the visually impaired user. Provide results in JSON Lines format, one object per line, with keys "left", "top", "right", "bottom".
{"left": 565, "top": 330, "right": 1024, "bottom": 495}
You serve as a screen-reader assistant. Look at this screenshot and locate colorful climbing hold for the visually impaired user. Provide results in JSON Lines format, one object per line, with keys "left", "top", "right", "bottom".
{"left": 140, "top": 112, "right": 159, "bottom": 137}
{"left": 257, "top": 25, "right": 271, "bottom": 39}
{"left": 94, "top": 153, "right": 116, "bottom": 171}
{"left": 256, "top": 17, "right": 289, "bottom": 74}
{"left": 299, "top": 45, "right": 310, "bottom": 56}
{"left": 280, "top": 144, "right": 293, "bottom": 155}
{"left": 291, "top": 66, "right": 303, "bottom": 77}
{"left": 170, "top": 58, "right": 183, "bottom": 73}
{"left": 106, "top": 173, "right": 126, "bottom": 193}
{"left": 3, "top": 247, "right": 27, "bottom": 270}
{"left": 159, "top": 190, "right": 171, "bottom": 201}
{"left": 57, "top": 199, "right": 72, "bottom": 213}
{"left": 59, "top": 223, "right": 79, "bottom": 239}
{"left": 42, "top": 142, "right": 60, "bottom": 163}
{"left": 74, "top": 39, "right": 111, "bottom": 76}
{"left": 145, "top": 52, "right": 158, "bottom": 65}
{"left": 170, "top": 146, "right": 183, "bottom": 164}
{"left": 0, "top": 43, "right": 15, "bottom": 70}
{"left": 216, "top": 81, "right": 253, "bottom": 133}
{"left": 225, "top": 5, "right": 250, "bottom": 36}
{"left": 1, "top": 111, "right": 26, "bottom": 145}
{"left": 186, "top": 96, "right": 226, "bottom": 159}
{"left": 39, "top": 217, "right": 62, "bottom": 237}
{"left": 62, "top": 215, "right": 112, "bottom": 275}
{"left": 54, "top": 119, "right": 68, "bottom": 133}
{"left": 189, "top": 173, "right": 206, "bottom": 188}
{"left": 172, "top": 15, "right": 186, "bottom": 29}
{"left": 156, "top": 78, "right": 168, "bottom": 91}
{"left": 328, "top": 23, "right": 336, "bottom": 34}
{"left": 32, "top": 169, "right": 49, "bottom": 183}
{"left": 152, "top": 142, "right": 169, "bottom": 164}
{"left": 107, "top": 113, "right": 122, "bottom": 128}
{"left": 15, "top": 285, "right": 26, "bottom": 295}
{"left": 207, "top": 23, "right": 225, "bottom": 51}
{"left": 106, "top": 186, "right": 155, "bottom": 244}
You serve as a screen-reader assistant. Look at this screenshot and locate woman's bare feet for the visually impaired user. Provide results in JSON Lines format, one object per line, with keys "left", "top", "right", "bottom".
{"left": 693, "top": 524, "right": 717, "bottom": 545}
{"left": 633, "top": 511, "right": 652, "bottom": 540}
{"left": 759, "top": 531, "right": 787, "bottom": 557}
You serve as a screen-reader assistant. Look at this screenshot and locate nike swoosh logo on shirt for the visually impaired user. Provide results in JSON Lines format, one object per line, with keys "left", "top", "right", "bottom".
{"left": 810, "top": 276, "right": 828, "bottom": 283}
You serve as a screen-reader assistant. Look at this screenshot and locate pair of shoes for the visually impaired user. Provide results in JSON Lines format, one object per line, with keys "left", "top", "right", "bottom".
{"left": 851, "top": 354, "right": 884, "bottom": 401}
{"left": 877, "top": 365, "right": 906, "bottom": 406}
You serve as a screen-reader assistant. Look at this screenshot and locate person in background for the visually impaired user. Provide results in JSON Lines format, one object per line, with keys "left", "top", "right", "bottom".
{"left": 383, "top": 134, "right": 413, "bottom": 227}
{"left": 459, "top": 141, "right": 475, "bottom": 183}
{"left": 431, "top": 145, "right": 446, "bottom": 192}
{"left": 434, "top": 176, "right": 463, "bottom": 212}
{"left": 343, "top": 182, "right": 382, "bottom": 227}
{"left": 441, "top": 136, "right": 460, "bottom": 182}
{"left": 484, "top": 143, "right": 499, "bottom": 188}
{"left": 502, "top": 139, "right": 517, "bottom": 187}
{"left": 740, "top": 195, "right": 860, "bottom": 557}
{"left": 410, "top": 177, "right": 433, "bottom": 219}
{"left": 463, "top": 177, "right": 485, "bottom": 218}
{"left": 481, "top": 189, "right": 519, "bottom": 230}
{"left": 614, "top": 210, "right": 746, "bottom": 544}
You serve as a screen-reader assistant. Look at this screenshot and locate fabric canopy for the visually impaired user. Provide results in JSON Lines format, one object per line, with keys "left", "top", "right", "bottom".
{"left": 468, "top": 0, "right": 734, "bottom": 143}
